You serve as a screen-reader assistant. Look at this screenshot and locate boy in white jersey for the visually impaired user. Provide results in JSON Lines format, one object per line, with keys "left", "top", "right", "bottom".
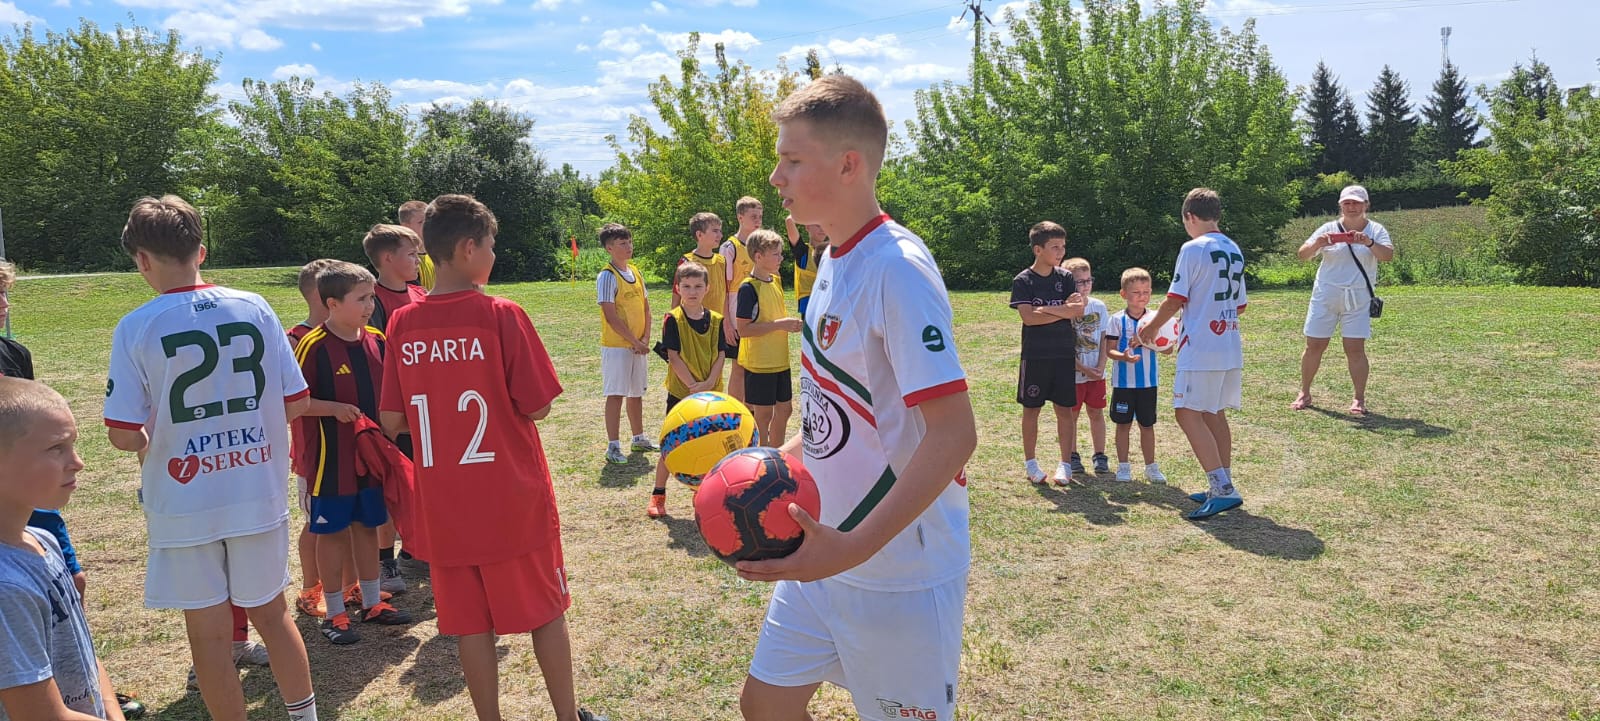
{"left": 741, "top": 75, "right": 978, "bottom": 721}
{"left": 1139, "top": 189, "right": 1247, "bottom": 519}
{"left": 104, "top": 196, "right": 320, "bottom": 721}
{"left": 1102, "top": 267, "right": 1167, "bottom": 483}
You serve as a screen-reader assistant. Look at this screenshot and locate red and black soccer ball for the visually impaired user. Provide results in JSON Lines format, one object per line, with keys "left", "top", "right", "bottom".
{"left": 693, "top": 447, "right": 821, "bottom": 565}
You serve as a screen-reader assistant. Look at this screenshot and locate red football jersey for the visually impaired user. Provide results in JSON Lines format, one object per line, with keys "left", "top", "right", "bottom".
{"left": 372, "top": 282, "right": 427, "bottom": 334}
{"left": 379, "top": 290, "right": 564, "bottom": 567}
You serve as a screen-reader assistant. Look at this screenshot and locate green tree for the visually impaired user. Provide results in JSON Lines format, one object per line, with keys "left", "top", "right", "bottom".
{"left": 207, "top": 77, "right": 413, "bottom": 265}
{"left": 596, "top": 35, "right": 799, "bottom": 276}
{"left": 1364, "top": 65, "right": 1419, "bottom": 178}
{"left": 1306, "top": 62, "right": 1367, "bottom": 176}
{"left": 412, "top": 100, "right": 562, "bottom": 281}
{"left": 1418, "top": 62, "right": 1480, "bottom": 164}
{"left": 890, "top": 0, "right": 1303, "bottom": 288}
{"left": 1492, "top": 53, "right": 1559, "bottom": 120}
{"left": 0, "top": 21, "right": 217, "bottom": 270}
{"left": 1450, "top": 70, "right": 1600, "bottom": 286}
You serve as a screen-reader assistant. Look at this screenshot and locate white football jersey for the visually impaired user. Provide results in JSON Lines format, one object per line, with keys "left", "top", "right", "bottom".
{"left": 1167, "top": 232, "right": 1247, "bottom": 371}
{"left": 104, "top": 285, "right": 307, "bottom": 548}
{"left": 800, "top": 216, "right": 970, "bottom": 592}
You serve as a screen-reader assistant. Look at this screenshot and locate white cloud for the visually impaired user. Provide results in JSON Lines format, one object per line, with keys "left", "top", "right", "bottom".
{"left": 1206, "top": 0, "right": 1291, "bottom": 18}
{"left": 784, "top": 34, "right": 909, "bottom": 63}
{"left": 271, "top": 63, "right": 318, "bottom": 80}
{"left": 391, "top": 78, "right": 498, "bottom": 97}
{"left": 657, "top": 28, "right": 760, "bottom": 53}
{"left": 0, "top": 1, "right": 43, "bottom": 25}
{"left": 597, "top": 24, "right": 653, "bottom": 54}
{"left": 596, "top": 50, "right": 677, "bottom": 84}
{"left": 841, "top": 62, "right": 962, "bottom": 89}
{"left": 648, "top": 1, "right": 668, "bottom": 14}
{"left": 52, "top": 0, "right": 70, "bottom": 7}
{"left": 531, "top": 0, "right": 567, "bottom": 10}
{"left": 580, "top": 14, "right": 591, "bottom": 23}
{"left": 238, "top": 28, "right": 283, "bottom": 51}
{"left": 310, "top": 41, "right": 322, "bottom": 51}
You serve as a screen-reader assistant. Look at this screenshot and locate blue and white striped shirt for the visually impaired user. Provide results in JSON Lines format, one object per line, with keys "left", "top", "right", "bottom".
{"left": 1106, "top": 309, "right": 1159, "bottom": 389}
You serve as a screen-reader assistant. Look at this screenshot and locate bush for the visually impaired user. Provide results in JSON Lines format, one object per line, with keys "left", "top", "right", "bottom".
{"left": 1296, "top": 170, "right": 1487, "bottom": 216}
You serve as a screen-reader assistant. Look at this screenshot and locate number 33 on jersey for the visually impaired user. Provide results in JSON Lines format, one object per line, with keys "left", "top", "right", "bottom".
{"left": 378, "top": 290, "right": 565, "bottom": 567}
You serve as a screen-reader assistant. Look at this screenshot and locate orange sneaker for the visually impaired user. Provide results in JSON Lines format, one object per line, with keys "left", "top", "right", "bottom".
{"left": 343, "top": 582, "right": 392, "bottom": 607}
{"left": 296, "top": 583, "right": 326, "bottom": 618}
{"left": 646, "top": 494, "right": 667, "bottom": 519}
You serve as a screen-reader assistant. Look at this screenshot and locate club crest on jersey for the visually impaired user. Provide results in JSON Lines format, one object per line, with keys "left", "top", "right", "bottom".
{"left": 818, "top": 314, "right": 842, "bottom": 350}
{"left": 800, "top": 377, "right": 850, "bottom": 460}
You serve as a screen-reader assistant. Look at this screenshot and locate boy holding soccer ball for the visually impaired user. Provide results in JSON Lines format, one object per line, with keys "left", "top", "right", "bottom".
{"left": 739, "top": 75, "right": 978, "bottom": 721}
{"left": 378, "top": 195, "right": 606, "bottom": 721}
{"left": 1139, "top": 189, "right": 1247, "bottom": 519}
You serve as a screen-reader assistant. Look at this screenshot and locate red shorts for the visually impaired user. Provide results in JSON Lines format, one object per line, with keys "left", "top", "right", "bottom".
{"left": 1072, "top": 379, "right": 1108, "bottom": 410}
{"left": 432, "top": 543, "right": 571, "bottom": 636}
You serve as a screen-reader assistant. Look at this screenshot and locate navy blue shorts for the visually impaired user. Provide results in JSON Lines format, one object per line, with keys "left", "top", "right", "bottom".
{"left": 308, "top": 487, "right": 388, "bottom": 535}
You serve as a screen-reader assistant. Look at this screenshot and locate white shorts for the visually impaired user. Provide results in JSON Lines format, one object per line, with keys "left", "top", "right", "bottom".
{"left": 145, "top": 522, "right": 291, "bottom": 610}
{"left": 1303, "top": 286, "right": 1371, "bottom": 339}
{"left": 1172, "top": 369, "right": 1243, "bottom": 414}
{"left": 750, "top": 575, "right": 966, "bottom": 720}
{"left": 600, "top": 346, "right": 648, "bottom": 398}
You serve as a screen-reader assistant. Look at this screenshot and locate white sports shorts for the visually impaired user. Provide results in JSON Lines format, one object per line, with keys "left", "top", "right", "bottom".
{"left": 600, "top": 346, "right": 648, "bottom": 398}
{"left": 1303, "top": 284, "right": 1372, "bottom": 339}
{"left": 145, "top": 521, "right": 291, "bottom": 610}
{"left": 1172, "top": 368, "right": 1243, "bottom": 414}
{"left": 749, "top": 575, "right": 966, "bottom": 720}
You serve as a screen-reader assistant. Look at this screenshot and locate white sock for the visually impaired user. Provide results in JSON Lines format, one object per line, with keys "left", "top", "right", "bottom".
{"left": 608, "top": 439, "right": 620, "bottom": 450}
{"left": 1207, "top": 468, "right": 1237, "bottom": 496}
{"left": 323, "top": 591, "right": 344, "bottom": 618}
{"left": 1145, "top": 462, "right": 1160, "bottom": 472}
{"left": 286, "top": 693, "right": 318, "bottom": 721}
{"left": 358, "top": 579, "right": 381, "bottom": 610}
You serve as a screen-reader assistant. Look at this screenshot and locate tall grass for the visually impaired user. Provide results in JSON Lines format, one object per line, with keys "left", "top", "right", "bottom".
{"left": 1252, "top": 205, "right": 1518, "bottom": 288}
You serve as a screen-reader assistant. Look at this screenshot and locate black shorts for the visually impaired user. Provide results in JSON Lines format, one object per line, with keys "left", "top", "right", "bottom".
{"left": 1109, "top": 386, "right": 1159, "bottom": 427}
{"left": 744, "top": 369, "right": 793, "bottom": 407}
{"left": 666, "top": 393, "right": 683, "bottom": 412}
{"left": 1017, "top": 358, "right": 1076, "bottom": 409}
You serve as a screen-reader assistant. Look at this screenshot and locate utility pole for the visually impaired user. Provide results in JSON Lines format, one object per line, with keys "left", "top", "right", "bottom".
{"left": 961, "top": 0, "right": 995, "bottom": 89}
{"left": 1440, "top": 26, "right": 1452, "bottom": 67}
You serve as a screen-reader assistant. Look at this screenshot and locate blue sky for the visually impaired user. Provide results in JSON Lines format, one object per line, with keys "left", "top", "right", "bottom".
{"left": 5, "top": 0, "right": 1595, "bottom": 176}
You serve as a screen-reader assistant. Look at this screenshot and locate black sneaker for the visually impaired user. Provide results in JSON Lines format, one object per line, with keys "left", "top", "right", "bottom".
{"left": 1092, "top": 453, "right": 1110, "bottom": 474}
{"left": 320, "top": 613, "right": 361, "bottom": 645}
{"left": 578, "top": 709, "right": 610, "bottom": 721}
{"left": 117, "top": 693, "right": 147, "bottom": 719}
{"left": 361, "top": 601, "right": 413, "bottom": 625}
{"left": 1069, "top": 451, "right": 1085, "bottom": 476}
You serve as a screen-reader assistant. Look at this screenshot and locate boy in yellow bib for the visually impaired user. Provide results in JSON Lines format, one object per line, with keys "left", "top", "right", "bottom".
{"left": 596, "top": 223, "right": 658, "bottom": 465}
{"left": 646, "top": 261, "right": 727, "bottom": 518}
{"left": 735, "top": 230, "right": 802, "bottom": 448}
{"left": 721, "top": 196, "right": 763, "bottom": 401}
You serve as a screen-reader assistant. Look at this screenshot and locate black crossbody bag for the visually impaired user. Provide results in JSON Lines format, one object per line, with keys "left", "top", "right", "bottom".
{"left": 1340, "top": 222, "right": 1384, "bottom": 319}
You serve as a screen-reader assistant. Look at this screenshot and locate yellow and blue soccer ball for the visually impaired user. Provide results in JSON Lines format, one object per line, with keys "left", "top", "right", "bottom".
{"left": 659, "top": 391, "right": 758, "bottom": 487}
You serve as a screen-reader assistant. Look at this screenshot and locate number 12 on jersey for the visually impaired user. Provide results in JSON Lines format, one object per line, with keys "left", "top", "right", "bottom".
{"left": 409, "top": 391, "right": 496, "bottom": 468}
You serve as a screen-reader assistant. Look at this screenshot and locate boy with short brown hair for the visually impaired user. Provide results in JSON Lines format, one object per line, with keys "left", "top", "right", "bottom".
{"left": 647, "top": 261, "right": 727, "bottom": 518}
{"left": 721, "top": 196, "right": 764, "bottom": 401}
{"left": 734, "top": 229, "right": 799, "bottom": 448}
{"left": 596, "top": 222, "right": 657, "bottom": 465}
{"left": 397, "top": 200, "right": 436, "bottom": 290}
{"left": 105, "top": 195, "right": 319, "bottom": 721}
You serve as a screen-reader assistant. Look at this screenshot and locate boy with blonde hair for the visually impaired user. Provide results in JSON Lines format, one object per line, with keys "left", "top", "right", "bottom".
{"left": 734, "top": 229, "right": 800, "bottom": 448}
{"left": 596, "top": 222, "right": 658, "bottom": 464}
{"left": 397, "top": 200, "right": 436, "bottom": 290}
{"left": 105, "top": 195, "right": 319, "bottom": 721}
{"left": 721, "top": 196, "right": 763, "bottom": 400}
{"left": 741, "top": 74, "right": 977, "bottom": 721}
{"left": 1062, "top": 257, "right": 1111, "bottom": 479}
{"left": 1103, "top": 267, "right": 1168, "bottom": 483}
{"left": 1139, "top": 188, "right": 1247, "bottom": 519}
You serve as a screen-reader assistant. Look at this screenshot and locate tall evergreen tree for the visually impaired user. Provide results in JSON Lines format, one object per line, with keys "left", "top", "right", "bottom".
{"left": 1493, "top": 53, "right": 1558, "bottom": 120}
{"left": 1305, "top": 61, "right": 1366, "bottom": 176}
{"left": 1364, "top": 65, "right": 1419, "bottom": 177}
{"left": 1419, "top": 62, "right": 1480, "bottom": 163}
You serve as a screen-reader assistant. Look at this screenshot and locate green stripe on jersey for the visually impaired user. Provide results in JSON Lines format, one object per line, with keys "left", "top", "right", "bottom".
{"left": 801, "top": 321, "right": 872, "bottom": 405}
{"left": 837, "top": 466, "right": 896, "bottom": 532}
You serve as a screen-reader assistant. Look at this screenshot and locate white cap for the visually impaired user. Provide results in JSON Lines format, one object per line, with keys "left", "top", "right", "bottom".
{"left": 1339, "top": 185, "right": 1369, "bottom": 203}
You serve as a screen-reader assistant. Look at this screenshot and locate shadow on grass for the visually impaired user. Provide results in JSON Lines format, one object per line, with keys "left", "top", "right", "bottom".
{"left": 1188, "top": 508, "right": 1326, "bottom": 561}
{"left": 1032, "top": 482, "right": 1127, "bottom": 526}
{"left": 1308, "top": 406, "right": 1454, "bottom": 438}
{"left": 398, "top": 633, "right": 509, "bottom": 706}
{"left": 659, "top": 515, "right": 711, "bottom": 558}
{"left": 597, "top": 454, "right": 653, "bottom": 488}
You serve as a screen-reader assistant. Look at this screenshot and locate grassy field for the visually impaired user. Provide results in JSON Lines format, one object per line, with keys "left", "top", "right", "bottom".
{"left": 12, "top": 267, "right": 1600, "bottom": 721}
{"left": 1255, "top": 205, "right": 1519, "bottom": 288}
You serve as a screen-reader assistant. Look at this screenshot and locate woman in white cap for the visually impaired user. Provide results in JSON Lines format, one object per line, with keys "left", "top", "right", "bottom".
{"left": 1291, "top": 184, "right": 1394, "bottom": 415}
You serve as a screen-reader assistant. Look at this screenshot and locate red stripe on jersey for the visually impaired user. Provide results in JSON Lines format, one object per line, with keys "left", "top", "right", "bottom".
{"left": 161, "top": 284, "right": 216, "bottom": 294}
{"left": 104, "top": 418, "right": 143, "bottom": 430}
{"left": 285, "top": 388, "right": 310, "bottom": 403}
{"left": 800, "top": 354, "right": 877, "bottom": 429}
{"left": 903, "top": 378, "right": 969, "bottom": 408}
{"left": 1166, "top": 292, "right": 1189, "bottom": 302}
{"left": 831, "top": 214, "right": 891, "bottom": 258}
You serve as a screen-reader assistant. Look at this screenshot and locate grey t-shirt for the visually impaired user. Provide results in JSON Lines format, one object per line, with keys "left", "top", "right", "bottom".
{"left": 0, "top": 528, "right": 105, "bottom": 720}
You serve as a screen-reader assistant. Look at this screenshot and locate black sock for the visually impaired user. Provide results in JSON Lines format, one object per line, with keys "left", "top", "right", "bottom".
{"left": 379, "top": 547, "right": 395, "bottom": 562}
{"left": 652, "top": 488, "right": 666, "bottom": 496}
{"left": 398, "top": 549, "right": 414, "bottom": 561}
